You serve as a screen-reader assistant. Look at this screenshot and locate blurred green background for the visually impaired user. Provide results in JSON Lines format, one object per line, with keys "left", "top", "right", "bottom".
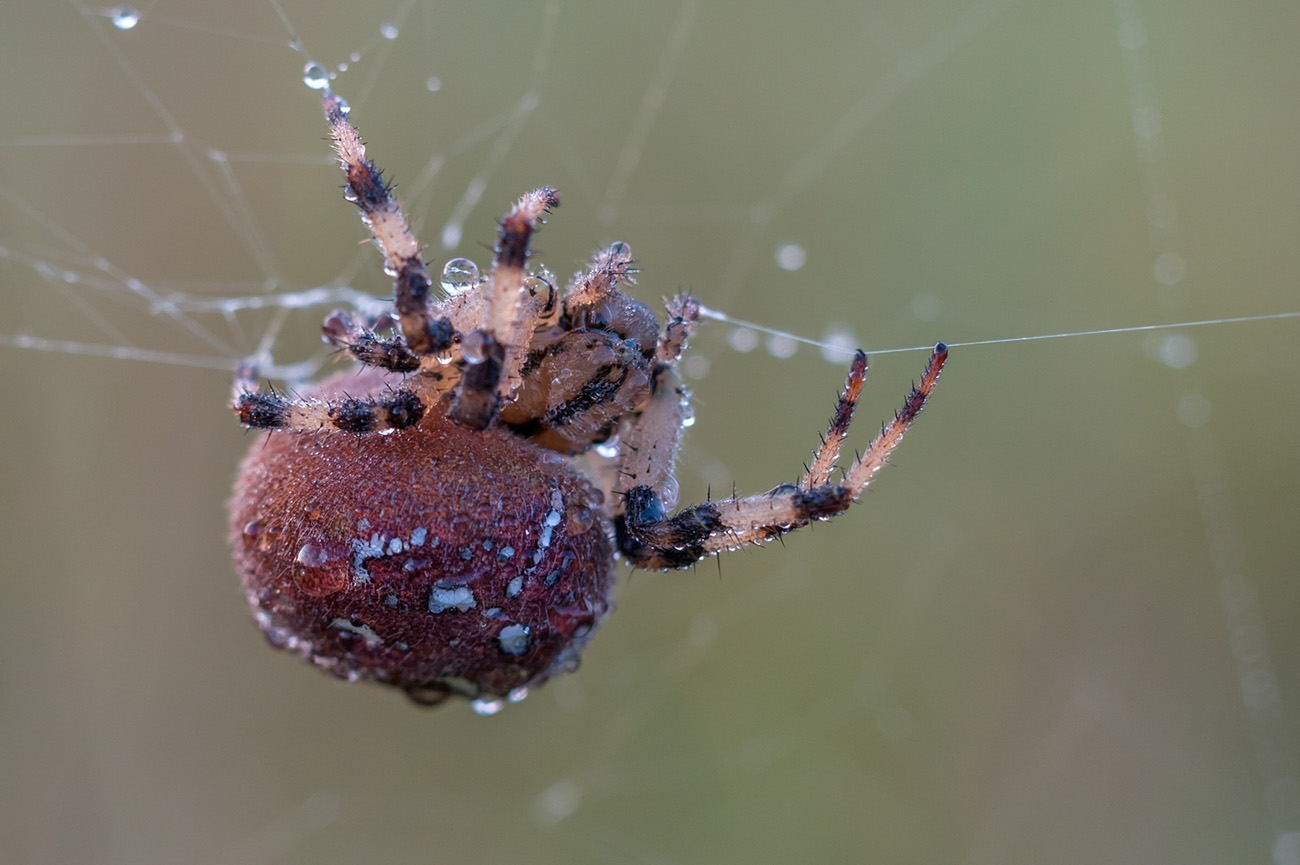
{"left": 2, "top": 1, "right": 1297, "bottom": 863}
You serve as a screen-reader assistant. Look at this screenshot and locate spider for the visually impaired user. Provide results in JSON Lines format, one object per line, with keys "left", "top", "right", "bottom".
{"left": 229, "top": 91, "right": 948, "bottom": 708}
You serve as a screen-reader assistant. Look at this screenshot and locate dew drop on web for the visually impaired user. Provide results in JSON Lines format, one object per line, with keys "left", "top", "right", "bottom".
{"left": 774, "top": 243, "right": 806, "bottom": 271}
{"left": 765, "top": 333, "right": 797, "bottom": 359}
{"left": 302, "top": 63, "right": 330, "bottom": 90}
{"left": 109, "top": 6, "right": 139, "bottom": 30}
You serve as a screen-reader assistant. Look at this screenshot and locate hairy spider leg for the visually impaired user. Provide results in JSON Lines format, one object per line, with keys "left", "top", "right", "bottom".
{"left": 232, "top": 321, "right": 461, "bottom": 432}
{"left": 321, "top": 309, "right": 421, "bottom": 373}
{"left": 565, "top": 241, "right": 636, "bottom": 309}
{"left": 803, "top": 349, "right": 869, "bottom": 489}
{"left": 616, "top": 343, "right": 948, "bottom": 569}
{"left": 611, "top": 366, "right": 690, "bottom": 507}
{"left": 842, "top": 344, "right": 947, "bottom": 493}
{"left": 234, "top": 381, "right": 429, "bottom": 433}
{"left": 448, "top": 188, "right": 560, "bottom": 430}
{"left": 605, "top": 292, "right": 702, "bottom": 507}
{"left": 232, "top": 325, "right": 438, "bottom": 434}
{"left": 656, "top": 292, "right": 702, "bottom": 365}
{"left": 233, "top": 96, "right": 477, "bottom": 434}
{"left": 323, "top": 92, "right": 453, "bottom": 357}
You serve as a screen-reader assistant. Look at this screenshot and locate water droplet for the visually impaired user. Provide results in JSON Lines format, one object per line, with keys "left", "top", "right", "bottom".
{"left": 295, "top": 543, "right": 329, "bottom": 568}
{"left": 425, "top": 76, "right": 442, "bottom": 92}
{"left": 566, "top": 507, "right": 594, "bottom": 535}
{"left": 508, "top": 687, "right": 529, "bottom": 703}
{"left": 682, "top": 354, "right": 710, "bottom": 380}
{"left": 109, "top": 6, "right": 139, "bottom": 30}
{"left": 254, "top": 521, "right": 281, "bottom": 551}
{"left": 302, "top": 62, "right": 329, "bottom": 90}
{"left": 774, "top": 243, "right": 806, "bottom": 271}
{"left": 607, "top": 241, "right": 632, "bottom": 260}
{"left": 1153, "top": 251, "right": 1186, "bottom": 285}
{"left": 336, "top": 62, "right": 349, "bottom": 73}
{"left": 819, "top": 325, "right": 857, "bottom": 363}
{"left": 533, "top": 780, "right": 582, "bottom": 825}
{"left": 660, "top": 476, "right": 680, "bottom": 511}
{"left": 471, "top": 698, "right": 505, "bottom": 716}
{"left": 499, "top": 623, "right": 531, "bottom": 656}
{"left": 1161, "top": 335, "right": 1197, "bottom": 368}
{"left": 522, "top": 274, "right": 549, "bottom": 297}
{"left": 765, "top": 333, "right": 797, "bottom": 359}
{"left": 292, "top": 543, "right": 349, "bottom": 596}
{"left": 461, "top": 329, "right": 488, "bottom": 364}
{"left": 680, "top": 402, "right": 696, "bottom": 428}
{"left": 440, "top": 257, "right": 479, "bottom": 294}
{"left": 728, "top": 327, "right": 759, "bottom": 353}
{"left": 380, "top": 22, "right": 400, "bottom": 40}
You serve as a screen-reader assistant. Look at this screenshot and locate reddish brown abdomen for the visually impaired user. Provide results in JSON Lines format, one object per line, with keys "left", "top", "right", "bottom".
{"left": 230, "top": 382, "right": 614, "bottom": 706}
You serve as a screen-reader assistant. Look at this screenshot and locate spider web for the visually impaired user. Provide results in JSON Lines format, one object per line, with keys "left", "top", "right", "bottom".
{"left": 1, "top": 1, "right": 1297, "bottom": 863}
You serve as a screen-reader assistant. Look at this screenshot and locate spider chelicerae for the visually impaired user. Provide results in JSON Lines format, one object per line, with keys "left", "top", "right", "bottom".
{"left": 229, "top": 91, "right": 947, "bottom": 708}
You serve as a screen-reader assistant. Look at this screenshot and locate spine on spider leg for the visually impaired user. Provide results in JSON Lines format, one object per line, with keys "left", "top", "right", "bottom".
{"left": 842, "top": 343, "right": 948, "bottom": 495}
{"left": 321, "top": 93, "right": 448, "bottom": 355}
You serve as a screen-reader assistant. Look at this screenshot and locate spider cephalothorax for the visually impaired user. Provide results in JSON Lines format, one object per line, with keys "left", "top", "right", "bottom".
{"left": 229, "top": 91, "right": 947, "bottom": 708}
